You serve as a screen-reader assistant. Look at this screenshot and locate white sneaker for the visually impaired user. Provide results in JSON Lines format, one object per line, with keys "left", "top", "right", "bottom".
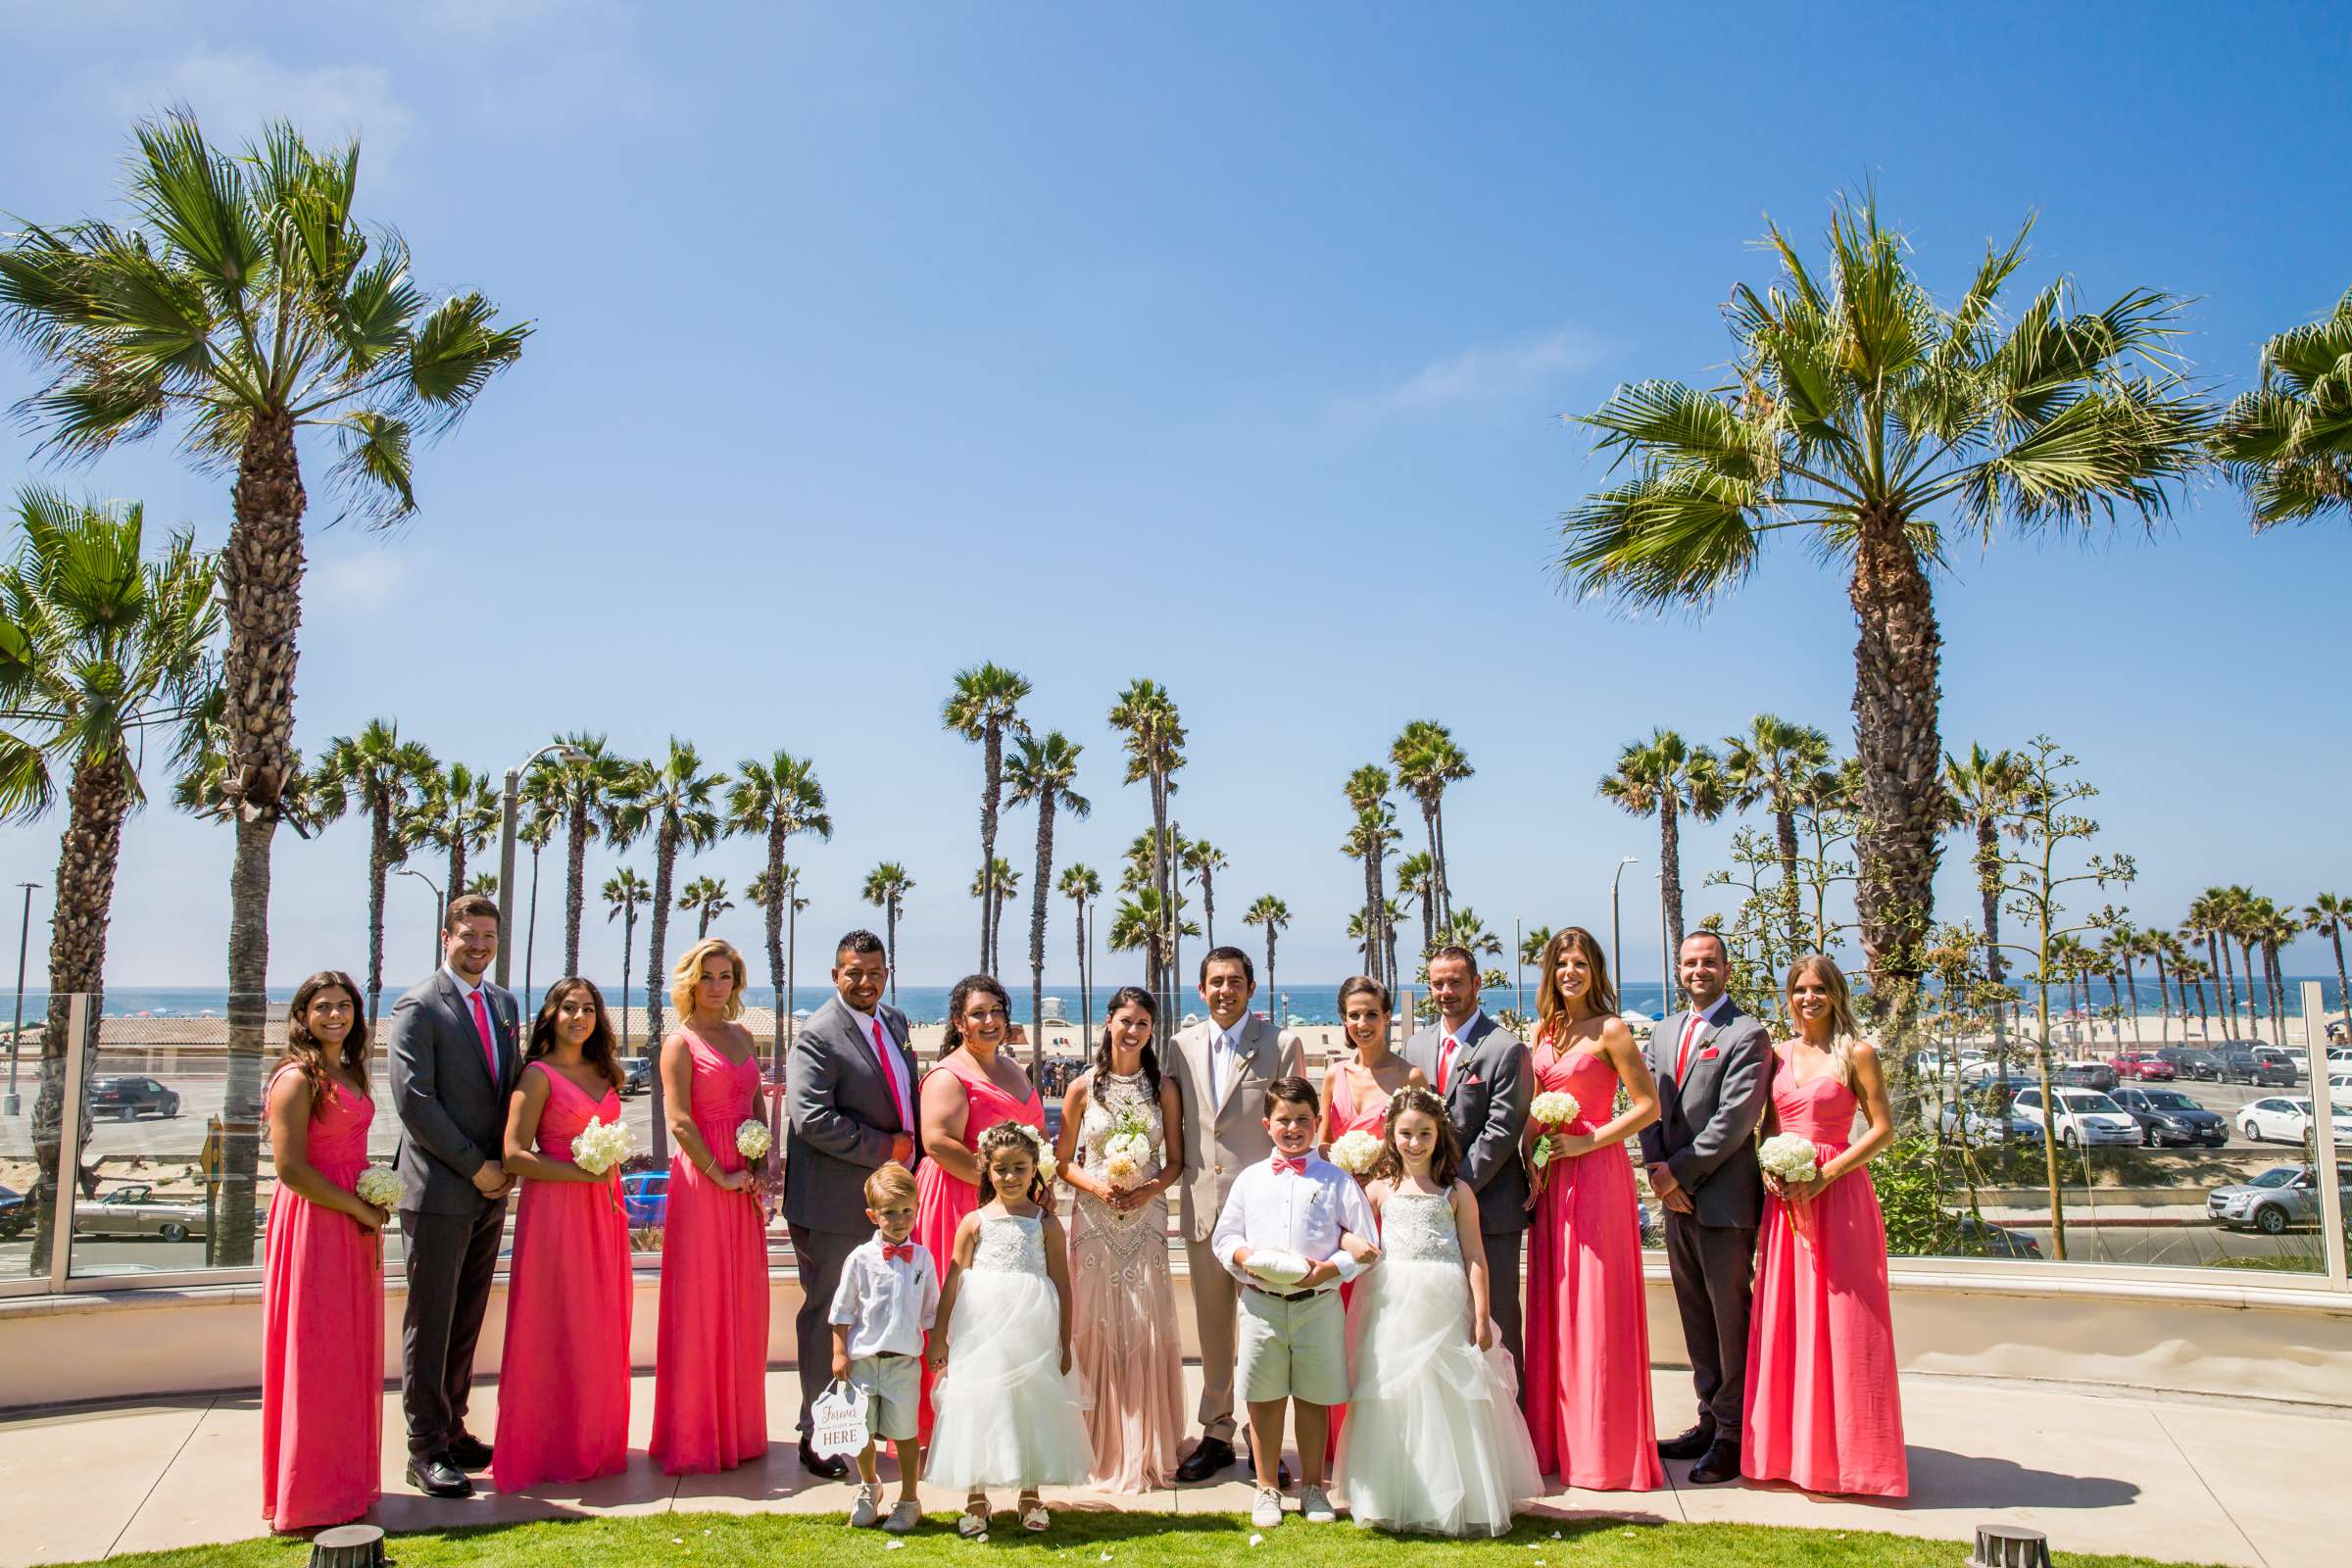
{"left": 849, "top": 1483, "right": 881, "bottom": 1528}
{"left": 1298, "top": 1484, "right": 1336, "bottom": 1523}
{"left": 1250, "top": 1487, "right": 1284, "bottom": 1529}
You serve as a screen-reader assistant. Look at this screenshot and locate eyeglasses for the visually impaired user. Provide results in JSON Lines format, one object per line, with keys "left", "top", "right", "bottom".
{"left": 962, "top": 1006, "right": 1008, "bottom": 1023}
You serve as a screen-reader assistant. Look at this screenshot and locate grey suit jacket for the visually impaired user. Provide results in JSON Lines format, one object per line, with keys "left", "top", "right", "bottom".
{"left": 783, "top": 994, "right": 919, "bottom": 1235}
{"left": 1171, "top": 1012, "right": 1306, "bottom": 1244}
{"left": 1638, "top": 998, "right": 1772, "bottom": 1228}
{"left": 388, "top": 970, "right": 521, "bottom": 1215}
{"left": 1402, "top": 1013, "right": 1533, "bottom": 1236}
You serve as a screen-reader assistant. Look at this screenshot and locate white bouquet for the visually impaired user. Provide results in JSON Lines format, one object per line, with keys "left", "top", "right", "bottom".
{"left": 735, "top": 1118, "right": 773, "bottom": 1163}
{"left": 1327, "top": 1129, "right": 1382, "bottom": 1176}
{"left": 1014, "top": 1122, "right": 1058, "bottom": 1187}
{"left": 1528, "top": 1090, "right": 1582, "bottom": 1171}
{"left": 1757, "top": 1133, "right": 1820, "bottom": 1187}
{"left": 572, "top": 1114, "right": 635, "bottom": 1176}
{"left": 354, "top": 1165, "right": 402, "bottom": 1209}
{"left": 1101, "top": 1104, "right": 1154, "bottom": 1189}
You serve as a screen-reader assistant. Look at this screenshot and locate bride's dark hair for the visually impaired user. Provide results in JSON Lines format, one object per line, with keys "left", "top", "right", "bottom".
{"left": 1366, "top": 1084, "right": 1462, "bottom": 1189}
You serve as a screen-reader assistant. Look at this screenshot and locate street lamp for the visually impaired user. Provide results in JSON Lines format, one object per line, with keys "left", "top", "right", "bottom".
{"left": 398, "top": 867, "right": 444, "bottom": 969}
{"left": 495, "top": 742, "right": 587, "bottom": 996}
{"left": 7, "top": 882, "right": 39, "bottom": 1116}
{"left": 1609, "top": 856, "right": 1638, "bottom": 1012}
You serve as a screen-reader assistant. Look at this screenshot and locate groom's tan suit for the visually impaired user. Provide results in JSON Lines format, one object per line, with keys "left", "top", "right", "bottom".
{"left": 1172, "top": 1010, "right": 1304, "bottom": 1445}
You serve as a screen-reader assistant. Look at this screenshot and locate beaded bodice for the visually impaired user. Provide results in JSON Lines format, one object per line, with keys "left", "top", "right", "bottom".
{"left": 1379, "top": 1189, "right": 1461, "bottom": 1264}
{"left": 969, "top": 1211, "right": 1047, "bottom": 1276}
{"left": 1077, "top": 1071, "right": 1165, "bottom": 1178}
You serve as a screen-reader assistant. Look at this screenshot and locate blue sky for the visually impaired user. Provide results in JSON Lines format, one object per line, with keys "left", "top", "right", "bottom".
{"left": 2, "top": 3, "right": 2347, "bottom": 996}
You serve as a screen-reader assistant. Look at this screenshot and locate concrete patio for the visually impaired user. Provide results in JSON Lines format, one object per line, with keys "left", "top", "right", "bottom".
{"left": 0, "top": 1361, "right": 2334, "bottom": 1568}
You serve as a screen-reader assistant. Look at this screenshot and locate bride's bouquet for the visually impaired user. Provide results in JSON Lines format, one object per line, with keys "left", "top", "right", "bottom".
{"left": 1100, "top": 1104, "right": 1154, "bottom": 1190}
{"left": 1327, "top": 1129, "right": 1382, "bottom": 1177}
{"left": 1527, "top": 1090, "right": 1582, "bottom": 1171}
{"left": 354, "top": 1165, "right": 402, "bottom": 1210}
{"left": 735, "top": 1118, "right": 773, "bottom": 1163}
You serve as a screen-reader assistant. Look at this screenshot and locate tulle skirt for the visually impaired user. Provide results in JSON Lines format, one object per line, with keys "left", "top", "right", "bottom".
{"left": 1337, "top": 1257, "right": 1544, "bottom": 1538}
{"left": 926, "top": 1269, "right": 1093, "bottom": 1492}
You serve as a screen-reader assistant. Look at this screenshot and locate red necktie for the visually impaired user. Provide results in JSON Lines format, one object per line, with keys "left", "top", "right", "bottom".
{"left": 882, "top": 1242, "right": 916, "bottom": 1264}
{"left": 872, "top": 1019, "right": 907, "bottom": 1127}
{"left": 1272, "top": 1154, "right": 1308, "bottom": 1176}
{"left": 468, "top": 989, "right": 499, "bottom": 1083}
{"left": 1438, "top": 1036, "right": 1459, "bottom": 1094}
{"left": 1676, "top": 1014, "right": 1703, "bottom": 1081}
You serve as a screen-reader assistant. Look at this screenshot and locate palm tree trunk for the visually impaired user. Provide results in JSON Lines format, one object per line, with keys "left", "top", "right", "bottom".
{"left": 366, "top": 807, "right": 392, "bottom": 1029}
{"left": 885, "top": 897, "right": 900, "bottom": 1009}
{"left": 1200, "top": 866, "right": 1216, "bottom": 953}
{"left": 1975, "top": 821, "right": 2004, "bottom": 985}
{"left": 1657, "top": 794, "right": 1685, "bottom": 960}
{"left": 564, "top": 800, "right": 589, "bottom": 976}
{"left": 2152, "top": 947, "right": 2171, "bottom": 1046}
{"left": 979, "top": 724, "right": 1004, "bottom": 975}
{"left": 1264, "top": 928, "right": 1278, "bottom": 1025}
{"left": 1773, "top": 800, "right": 1803, "bottom": 962}
{"left": 1028, "top": 802, "right": 1055, "bottom": 1075}
{"left": 446, "top": 838, "right": 465, "bottom": 910}
{"left": 2213, "top": 933, "right": 2238, "bottom": 1038}
{"left": 765, "top": 826, "right": 786, "bottom": 1074}
{"left": 2193, "top": 978, "right": 2210, "bottom": 1038}
{"left": 2238, "top": 940, "right": 2261, "bottom": 1042}
{"left": 2329, "top": 926, "right": 2350, "bottom": 1033}
{"left": 619, "top": 909, "right": 635, "bottom": 1056}
{"left": 1073, "top": 896, "right": 1089, "bottom": 1056}
{"left": 1361, "top": 850, "right": 1382, "bottom": 990}
{"left": 1150, "top": 770, "right": 1170, "bottom": 1009}
{"left": 646, "top": 824, "right": 678, "bottom": 1164}
{"left": 1433, "top": 800, "right": 1452, "bottom": 927}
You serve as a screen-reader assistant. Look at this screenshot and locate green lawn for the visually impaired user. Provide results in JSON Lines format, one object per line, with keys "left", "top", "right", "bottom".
{"left": 63, "top": 1511, "right": 2225, "bottom": 1568}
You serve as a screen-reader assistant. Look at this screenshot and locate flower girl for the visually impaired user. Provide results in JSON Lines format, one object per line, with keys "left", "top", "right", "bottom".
{"left": 1336, "top": 1086, "right": 1543, "bottom": 1538}
{"left": 926, "top": 1120, "right": 1092, "bottom": 1536}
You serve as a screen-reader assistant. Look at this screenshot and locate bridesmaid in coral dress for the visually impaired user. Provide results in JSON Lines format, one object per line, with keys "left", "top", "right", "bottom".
{"left": 261, "top": 971, "right": 387, "bottom": 1532}
{"left": 493, "top": 979, "right": 632, "bottom": 1492}
{"left": 1519, "top": 927, "right": 1665, "bottom": 1491}
{"left": 914, "top": 973, "right": 1045, "bottom": 1443}
{"left": 1320, "top": 974, "right": 1414, "bottom": 1463}
{"left": 650, "top": 940, "right": 772, "bottom": 1475}
{"left": 1743, "top": 954, "right": 1907, "bottom": 1496}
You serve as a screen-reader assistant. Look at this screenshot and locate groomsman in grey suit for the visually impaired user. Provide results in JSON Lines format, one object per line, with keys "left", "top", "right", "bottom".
{"left": 1641, "top": 930, "right": 1773, "bottom": 1485}
{"left": 783, "top": 929, "right": 918, "bottom": 1479}
{"left": 1402, "top": 945, "right": 1534, "bottom": 1382}
{"left": 388, "top": 894, "right": 519, "bottom": 1500}
{"left": 1170, "top": 947, "right": 1304, "bottom": 1483}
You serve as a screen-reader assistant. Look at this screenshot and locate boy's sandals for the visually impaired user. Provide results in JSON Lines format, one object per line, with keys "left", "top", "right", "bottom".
{"left": 957, "top": 1496, "right": 991, "bottom": 1539}
{"left": 1018, "top": 1491, "right": 1050, "bottom": 1532}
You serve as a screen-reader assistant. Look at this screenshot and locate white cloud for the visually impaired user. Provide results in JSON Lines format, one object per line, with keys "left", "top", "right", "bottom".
{"left": 1332, "top": 326, "right": 1613, "bottom": 422}
{"left": 87, "top": 49, "right": 415, "bottom": 169}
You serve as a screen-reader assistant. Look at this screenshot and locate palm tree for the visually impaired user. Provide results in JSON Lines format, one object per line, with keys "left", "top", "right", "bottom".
{"left": 2185, "top": 890, "right": 2240, "bottom": 1042}
{"left": 747, "top": 865, "right": 810, "bottom": 1076}
{"left": 0, "top": 114, "right": 528, "bottom": 1257}
{"left": 2098, "top": 918, "right": 2144, "bottom": 1046}
{"left": 603, "top": 867, "right": 649, "bottom": 1055}
{"left": 679, "top": 875, "right": 732, "bottom": 940}
{"left": 1391, "top": 720, "right": 1472, "bottom": 925}
{"left": 1435, "top": 906, "right": 1505, "bottom": 969}
{"left": 1059, "top": 863, "right": 1102, "bottom": 1050}
{"left": 1721, "top": 714, "right": 1832, "bottom": 970}
{"left": 1005, "top": 731, "right": 1089, "bottom": 1064}
{"left": 465, "top": 872, "right": 497, "bottom": 898}
{"left": 1343, "top": 765, "right": 1395, "bottom": 989}
{"left": 533, "top": 733, "right": 635, "bottom": 977}
{"left": 1108, "top": 679, "right": 1187, "bottom": 1012}
{"left": 975, "top": 860, "right": 1022, "bottom": 976}
{"left": 942, "top": 663, "right": 1032, "bottom": 975}
{"left": 516, "top": 802, "right": 557, "bottom": 1014}
{"left": 614, "top": 741, "right": 724, "bottom": 1161}
{"left": 0, "top": 488, "right": 218, "bottom": 1273}
{"left": 309, "top": 719, "right": 437, "bottom": 1027}
{"left": 859, "top": 861, "right": 914, "bottom": 1007}
{"left": 1560, "top": 195, "right": 2210, "bottom": 1030}
{"left": 1395, "top": 852, "right": 1438, "bottom": 960}
{"left": 1942, "top": 745, "right": 2034, "bottom": 1000}
{"left": 1244, "top": 896, "right": 1290, "bottom": 1022}
{"left": 1598, "top": 728, "right": 1727, "bottom": 963}
{"left": 2308, "top": 894, "right": 2351, "bottom": 1036}
{"left": 1110, "top": 888, "right": 1192, "bottom": 988}
{"left": 728, "top": 750, "right": 831, "bottom": 1066}
{"left": 2255, "top": 901, "right": 2297, "bottom": 1049}
{"left": 412, "top": 762, "right": 498, "bottom": 906}
{"left": 1182, "top": 838, "right": 1230, "bottom": 952}
{"left": 2214, "top": 289, "right": 2352, "bottom": 527}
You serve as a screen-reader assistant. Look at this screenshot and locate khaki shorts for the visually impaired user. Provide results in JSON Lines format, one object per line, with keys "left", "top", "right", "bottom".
{"left": 848, "top": 1353, "right": 921, "bottom": 1443}
{"left": 1236, "top": 1284, "right": 1348, "bottom": 1406}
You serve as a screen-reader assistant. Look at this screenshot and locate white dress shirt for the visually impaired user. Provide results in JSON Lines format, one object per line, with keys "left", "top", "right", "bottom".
{"left": 847, "top": 1004, "right": 914, "bottom": 1129}
{"left": 826, "top": 1235, "right": 939, "bottom": 1358}
{"left": 1210, "top": 1152, "right": 1379, "bottom": 1290}
{"left": 1206, "top": 1016, "right": 1249, "bottom": 1102}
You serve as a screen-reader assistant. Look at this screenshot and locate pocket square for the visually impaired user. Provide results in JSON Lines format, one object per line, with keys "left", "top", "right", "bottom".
{"left": 1465, "top": 1072, "right": 1484, "bottom": 1086}
{"left": 1698, "top": 1048, "right": 1720, "bottom": 1061}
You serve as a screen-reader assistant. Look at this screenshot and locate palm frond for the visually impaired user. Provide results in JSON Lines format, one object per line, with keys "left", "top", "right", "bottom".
{"left": 400, "top": 293, "right": 531, "bottom": 430}
{"left": 1555, "top": 471, "right": 1766, "bottom": 611}
{"left": 128, "top": 112, "right": 266, "bottom": 313}
{"left": 328, "top": 409, "right": 416, "bottom": 523}
{"left": 1577, "top": 379, "right": 1778, "bottom": 481}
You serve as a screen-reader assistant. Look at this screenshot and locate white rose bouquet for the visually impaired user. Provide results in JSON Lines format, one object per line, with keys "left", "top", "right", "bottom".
{"left": 572, "top": 1114, "right": 635, "bottom": 1176}
{"left": 1527, "top": 1090, "right": 1583, "bottom": 1171}
{"left": 1756, "top": 1133, "right": 1820, "bottom": 1187}
{"left": 735, "top": 1118, "right": 773, "bottom": 1163}
{"left": 1100, "top": 1104, "right": 1154, "bottom": 1190}
{"left": 354, "top": 1165, "right": 402, "bottom": 1210}
{"left": 1327, "top": 1129, "right": 1382, "bottom": 1177}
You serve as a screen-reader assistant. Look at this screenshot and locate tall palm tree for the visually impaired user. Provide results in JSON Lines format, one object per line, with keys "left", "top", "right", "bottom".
{"left": 1110, "top": 888, "right": 1192, "bottom": 988}
{"left": 1721, "top": 714, "right": 1832, "bottom": 969}
{"left": 1395, "top": 852, "right": 1438, "bottom": 961}
{"left": 859, "top": 861, "right": 914, "bottom": 1007}
{"left": 2185, "top": 891, "right": 2239, "bottom": 1043}
{"left": 614, "top": 741, "right": 724, "bottom": 1161}
{"left": 679, "top": 875, "right": 732, "bottom": 940}
{"left": 0, "top": 114, "right": 528, "bottom": 1257}
{"left": 2214, "top": 288, "right": 2352, "bottom": 527}
{"left": 0, "top": 488, "right": 218, "bottom": 1272}
{"left": 1182, "top": 838, "right": 1230, "bottom": 953}
{"left": 412, "top": 761, "right": 498, "bottom": 906}
{"left": 1343, "top": 765, "right": 1395, "bottom": 989}
{"left": 1391, "top": 720, "right": 1472, "bottom": 926}
{"left": 1518, "top": 925, "right": 1554, "bottom": 969}
{"left": 516, "top": 801, "right": 558, "bottom": 1013}
{"left": 1005, "top": 731, "right": 1089, "bottom": 1063}
{"left": 309, "top": 719, "right": 436, "bottom": 1027}
{"left": 465, "top": 872, "right": 497, "bottom": 898}
{"left": 1941, "top": 745, "right": 2034, "bottom": 999}
{"left": 942, "top": 663, "right": 1031, "bottom": 975}
{"left": 1560, "top": 195, "right": 2210, "bottom": 1030}
{"left": 2308, "top": 893, "right": 2350, "bottom": 1035}
{"left": 728, "top": 750, "right": 830, "bottom": 1066}
{"left": 1598, "top": 728, "right": 1727, "bottom": 963}
{"left": 2099, "top": 918, "right": 2144, "bottom": 1046}
{"left": 1243, "top": 895, "right": 1290, "bottom": 1022}
{"left": 1108, "top": 679, "right": 1187, "bottom": 1013}
{"left": 533, "top": 733, "right": 635, "bottom": 977}
{"left": 967, "top": 859, "right": 1022, "bottom": 977}
{"left": 747, "top": 865, "right": 810, "bottom": 1080}
{"left": 2255, "top": 900, "right": 2296, "bottom": 1049}
{"left": 603, "top": 867, "right": 649, "bottom": 1055}
{"left": 1058, "top": 863, "right": 1102, "bottom": 1049}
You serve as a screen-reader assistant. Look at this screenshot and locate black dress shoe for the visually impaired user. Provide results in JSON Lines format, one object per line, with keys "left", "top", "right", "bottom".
{"left": 1174, "top": 1436, "right": 1236, "bottom": 1483}
{"left": 445, "top": 1433, "right": 494, "bottom": 1470}
{"left": 1657, "top": 1420, "right": 1717, "bottom": 1461}
{"left": 797, "top": 1438, "right": 850, "bottom": 1480}
{"left": 406, "top": 1453, "right": 474, "bottom": 1498}
{"left": 1687, "top": 1436, "right": 1742, "bottom": 1485}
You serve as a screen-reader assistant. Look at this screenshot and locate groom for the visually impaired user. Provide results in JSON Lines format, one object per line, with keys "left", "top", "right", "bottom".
{"left": 387, "top": 894, "right": 519, "bottom": 1500}
{"left": 783, "top": 929, "right": 918, "bottom": 1480}
{"left": 1642, "top": 930, "right": 1772, "bottom": 1485}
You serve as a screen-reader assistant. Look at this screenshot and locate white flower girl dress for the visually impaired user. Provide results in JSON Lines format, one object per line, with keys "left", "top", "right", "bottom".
{"left": 926, "top": 1212, "right": 1093, "bottom": 1490}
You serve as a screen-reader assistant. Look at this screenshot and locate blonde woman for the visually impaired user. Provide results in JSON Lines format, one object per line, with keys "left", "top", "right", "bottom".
{"left": 1740, "top": 954, "right": 1907, "bottom": 1496}
{"left": 649, "top": 938, "right": 771, "bottom": 1474}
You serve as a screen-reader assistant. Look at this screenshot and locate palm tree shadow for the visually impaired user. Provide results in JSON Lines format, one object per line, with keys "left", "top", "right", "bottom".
{"left": 1753, "top": 1446, "right": 2143, "bottom": 1512}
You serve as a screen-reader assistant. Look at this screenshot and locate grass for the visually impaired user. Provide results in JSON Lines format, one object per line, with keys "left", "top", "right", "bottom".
{"left": 58, "top": 1511, "right": 2229, "bottom": 1568}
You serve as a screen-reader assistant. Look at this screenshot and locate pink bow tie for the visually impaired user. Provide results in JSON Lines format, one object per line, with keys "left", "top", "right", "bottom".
{"left": 882, "top": 1242, "right": 916, "bottom": 1264}
{"left": 1272, "top": 1154, "right": 1309, "bottom": 1176}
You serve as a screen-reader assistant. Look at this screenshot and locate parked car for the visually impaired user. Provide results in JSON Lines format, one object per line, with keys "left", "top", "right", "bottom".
{"left": 2012, "top": 1086, "right": 2140, "bottom": 1149}
{"left": 2237, "top": 1096, "right": 2352, "bottom": 1146}
{"left": 72, "top": 1183, "right": 206, "bottom": 1242}
{"left": 2208, "top": 1164, "right": 2352, "bottom": 1235}
{"left": 86, "top": 1075, "right": 181, "bottom": 1120}
{"left": 0, "top": 1182, "right": 27, "bottom": 1239}
{"left": 618, "top": 1055, "right": 655, "bottom": 1097}
{"left": 2109, "top": 1053, "right": 2177, "bottom": 1082}
{"left": 2252, "top": 1046, "right": 2301, "bottom": 1081}
{"left": 620, "top": 1169, "right": 668, "bottom": 1227}
{"left": 2221, "top": 1049, "right": 2298, "bottom": 1087}
{"left": 2156, "top": 1047, "right": 2224, "bottom": 1081}
{"left": 2052, "top": 1060, "right": 2119, "bottom": 1092}
{"left": 1938, "top": 1092, "right": 2038, "bottom": 1147}
{"left": 2110, "top": 1086, "right": 2229, "bottom": 1148}
{"left": 1953, "top": 1213, "right": 2044, "bottom": 1258}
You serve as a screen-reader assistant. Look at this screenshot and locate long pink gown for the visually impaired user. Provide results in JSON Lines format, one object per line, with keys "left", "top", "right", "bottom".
{"left": 1325, "top": 1055, "right": 1396, "bottom": 1464}
{"left": 649, "top": 1033, "right": 770, "bottom": 1475}
{"left": 260, "top": 1068, "right": 382, "bottom": 1531}
{"left": 1521, "top": 1039, "right": 1662, "bottom": 1491}
{"left": 1742, "top": 1052, "right": 1908, "bottom": 1495}
{"left": 913, "top": 1053, "right": 1044, "bottom": 1443}
{"left": 494, "top": 1063, "right": 632, "bottom": 1491}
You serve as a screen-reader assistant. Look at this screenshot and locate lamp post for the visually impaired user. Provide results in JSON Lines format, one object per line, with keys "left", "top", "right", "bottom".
{"left": 6, "top": 882, "right": 38, "bottom": 1117}
{"left": 495, "top": 742, "right": 588, "bottom": 995}
{"left": 398, "top": 867, "right": 444, "bottom": 969}
{"left": 1609, "top": 856, "right": 1638, "bottom": 1012}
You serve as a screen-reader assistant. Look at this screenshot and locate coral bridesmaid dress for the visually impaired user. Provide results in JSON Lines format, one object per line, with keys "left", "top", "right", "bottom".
{"left": 1520, "top": 1038, "right": 1662, "bottom": 1491}
{"left": 1741, "top": 1051, "right": 1908, "bottom": 1496}
{"left": 493, "top": 1063, "right": 632, "bottom": 1491}
{"left": 260, "top": 1068, "right": 383, "bottom": 1531}
{"left": 649, "top": 1034, "right": 771, "bottom": 1474}
{"left": 912, "top": 1054, "right": 1044, "bottom": 1443}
